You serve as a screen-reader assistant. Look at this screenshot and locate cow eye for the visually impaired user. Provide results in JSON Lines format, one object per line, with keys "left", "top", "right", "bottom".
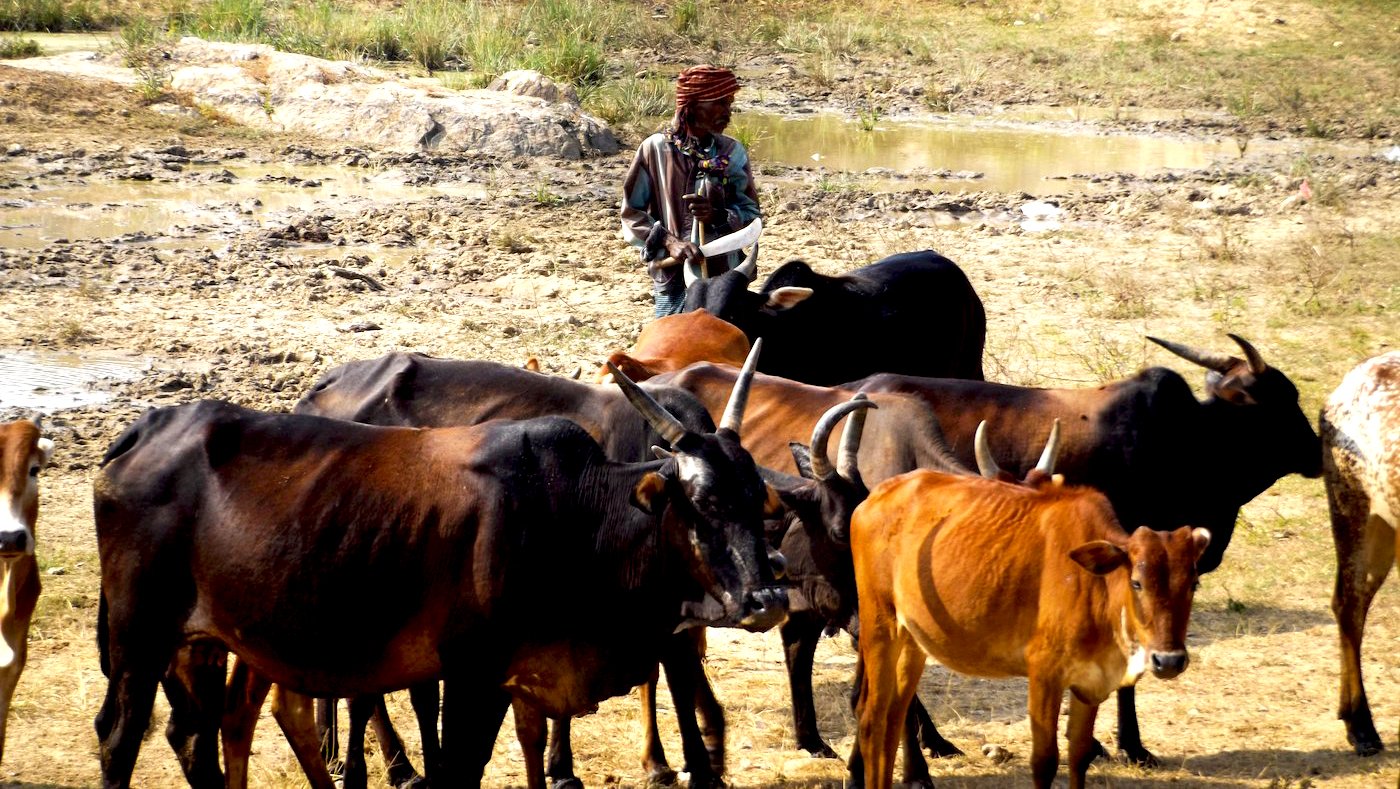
{"left": 1130, "top": 579, "right": 1143, "bottom": 591}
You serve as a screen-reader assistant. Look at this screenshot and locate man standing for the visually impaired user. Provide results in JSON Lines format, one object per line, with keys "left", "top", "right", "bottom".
{"left": 622, "top": 65, "right": 761, "bottom": 317}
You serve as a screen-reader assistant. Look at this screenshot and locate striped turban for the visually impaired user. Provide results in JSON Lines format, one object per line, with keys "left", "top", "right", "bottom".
{"left": 674, "top": 65, "right": 740, "bottom": 109}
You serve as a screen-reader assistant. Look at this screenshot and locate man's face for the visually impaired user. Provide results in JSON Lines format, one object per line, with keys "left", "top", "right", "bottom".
{"left": 688, "top": 95, "right": 735, "bottom": 138}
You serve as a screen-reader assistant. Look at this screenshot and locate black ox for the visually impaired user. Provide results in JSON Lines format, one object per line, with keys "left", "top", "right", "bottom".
{"left": 683, "top": 249, "right": 986, "bottom": 385}
{"left": 93, "top": 369, "right": 787, "bottom": 789}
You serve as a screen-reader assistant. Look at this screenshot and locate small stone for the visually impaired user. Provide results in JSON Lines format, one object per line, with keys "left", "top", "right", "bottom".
{"left": 982, "top": 743, "right": 1014, "bottom": 764}
{"left": 46, "top": 566, "right": 65, "bottom": 576}
{"left": 5, "top": 143, "right": 24, "bottom": 156}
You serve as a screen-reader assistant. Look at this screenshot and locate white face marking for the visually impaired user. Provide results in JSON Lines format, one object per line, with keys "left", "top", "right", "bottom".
{"left": 0, "top": 490, "right": 34, "bottom": 556}
{"left": 0, "top": 560, "right": 15, "bottom": 667}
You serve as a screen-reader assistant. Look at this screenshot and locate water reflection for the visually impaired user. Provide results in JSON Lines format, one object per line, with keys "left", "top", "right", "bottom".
{"left": 0, "top": 350, "right": 147, "bottom": 411}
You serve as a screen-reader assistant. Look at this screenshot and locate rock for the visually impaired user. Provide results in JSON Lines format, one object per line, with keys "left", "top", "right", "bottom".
{"left": 982, "top": 743, "right": 1014, "bottom": 764}
{"left": 5, "top": 143, "right": 24, "bottom": 156}
{"left": 340, "top": 321, "right": 381, "bottom": 333}
{"left": 488, "top": 69, "right": 580, "bottom": 106}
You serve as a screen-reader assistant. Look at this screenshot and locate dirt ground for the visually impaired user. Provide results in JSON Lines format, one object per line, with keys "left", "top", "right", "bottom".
{"left": 0, "top": 23, "right": 1398, "bottom": 789}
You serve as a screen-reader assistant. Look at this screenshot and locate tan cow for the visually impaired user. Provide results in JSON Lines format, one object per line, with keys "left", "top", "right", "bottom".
{"left": 851, "top": 428, "right": 1209, "bottom": 789}
{"left": 1322, "top": 350, "right": 1400, "bottom": 766}
{"left": 596, "top": 309, "right": 750, "bottom": 384}
{"left": 0, "top": 418, "right": 53, "bottom": 765}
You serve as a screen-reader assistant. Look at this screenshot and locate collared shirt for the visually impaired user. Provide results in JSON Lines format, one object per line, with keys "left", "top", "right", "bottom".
{"left": 621, "top": 131, "right": 761, "bottom": 292}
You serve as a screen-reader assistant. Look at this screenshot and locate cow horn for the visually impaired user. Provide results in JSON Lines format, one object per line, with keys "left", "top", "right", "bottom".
{"left": 733, "top": 242, "right": 759, "bottom": 282}
{"left": 683, "top": 258, "right": 702, "bottom": 288}
{"left": 973, "top": 421, "right": 1002, "bottom": 479}
{"left": 1146, "top": 336, "right": 1236, "bottom": 374}
{"left": 1228, "top": 334, "right": 1267, "bottom": 374}
{"left": 719, "top": 338, "right": 763, "bottom": 434}
{"left": 28, "top": 414, "right": 42, "bottom": 429}
{"left": 609, "top": 362, "right": 689, "bottom": 446}
{"left": 837, "top": 393, "right": 876, "bottom": 483}
{"left": 809, "top": 396, "right": 876, "bottom": 481}
{"left": 1034, "top": 418, "right": 1061, "bottom": 475}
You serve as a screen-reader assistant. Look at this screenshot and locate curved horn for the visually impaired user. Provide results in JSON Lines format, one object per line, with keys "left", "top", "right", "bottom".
{"left": 1228, "top": 333, "right": 1267, "bottom": 374}
{"left": 837, "top": 393, "right": 877, "bottom": 482}
{"left": 608, "top": 362, "right": 688, "bottom": 446}
{"left": 719, "top": 337, "right": 763, "bottom": 434}
{"left": 1146, "top": 335, "right": 1236, "bottom": 374}
{"left": 1034, "top": 418, "right": 1062, "bottom": 475}
{"left": 974, "top": 420, "right": 1001, "bottom": 479}
{"left": 808, "top": 396, "right": 876, "bottom": 481}
{"left": 683, "top": 258, "right": 702, "bottom": 288}
{"left": 733, "top": 241, "right": 758, "bottom": 282}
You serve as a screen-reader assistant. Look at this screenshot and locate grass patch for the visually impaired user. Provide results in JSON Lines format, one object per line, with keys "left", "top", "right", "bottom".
{"left": 0, "top": 32, "right": 39, "bottom": 56}
{"left": 584, "top": 73, "right": 670, "bottom": 130}
{"left": 117, "top": 15, "right": 172, "bottom": 102}
{"left": 0, "top": 0, "right": 100, "bottom": 31}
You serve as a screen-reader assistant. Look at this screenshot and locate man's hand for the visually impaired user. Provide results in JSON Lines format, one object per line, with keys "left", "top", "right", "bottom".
{"left": 682, "top": 190, "right": 723, "bottom": 224}
{"left": 658, "top": 233, "right": 704, "bottom": 269}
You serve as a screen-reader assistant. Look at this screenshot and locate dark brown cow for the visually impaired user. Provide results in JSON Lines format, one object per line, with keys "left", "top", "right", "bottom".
{"left": 1321, "top": 351, "right": 1400, "bottom": 761}
{"left": 595, "top": 308, "right": 750, "bottom": 384}
{"left": 0, "top": 419, "right": 52, "bottom": 766}
{"left": 647, "top": 362, "right": 973, "bottom": 772}
{"left": 849, "top": 333, "right": 1322, "bottom": 766}
{"left": 93, "top": 367, "right": 787, "bottom": 789}
{"left": 851, "top": 442, "right": 1210, "bottom": 789}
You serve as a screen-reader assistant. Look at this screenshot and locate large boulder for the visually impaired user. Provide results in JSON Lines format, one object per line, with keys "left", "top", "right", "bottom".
{"left": 7, "top": 38, "right": 619, "bottom": 159}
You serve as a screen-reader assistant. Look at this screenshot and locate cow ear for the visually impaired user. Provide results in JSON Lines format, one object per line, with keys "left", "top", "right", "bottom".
{"left": 37, "top": 437, "right": 54, "bottom": 469}
{"left": 1204, "top": 370, "right": 1257, "bottom": 405}
{"left": 762, "top": 484, "right": 785, "bottom": 518}
{"left": 1069, "top": 541, "right": 1128, "bottom": 575}
{"left": 764, "top": 287, "right": 813, "bottom": 311}
{"left": 631, "top": 471, "right": 670, "bottom": 514}
{"left": 788, "top": 442, "right": 816, "bottom": 479}
{"left": 1190, "top": 527, "right": 1212, "bottom": 564}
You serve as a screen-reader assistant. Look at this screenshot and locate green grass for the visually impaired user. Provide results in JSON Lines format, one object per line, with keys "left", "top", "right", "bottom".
{"left": 0, "top": 0, "right": 100, "bottom": 31}
{"left": 0, "top": 32, "right": 39, "bottom": 55}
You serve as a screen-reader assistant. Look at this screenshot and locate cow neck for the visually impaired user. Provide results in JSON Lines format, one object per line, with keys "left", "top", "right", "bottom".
{"left": 576, "top": 462, "right": 694, "bottom": 605}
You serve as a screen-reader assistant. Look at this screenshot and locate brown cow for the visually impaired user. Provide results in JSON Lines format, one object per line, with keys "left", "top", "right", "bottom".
{"left": 596, "top": 309, "right": 750, "bottom": 384}
{"left": 1322, "top": 350, "right": 1400, "bottom": 763}
{"left": 851, "top": 428, "right": 1209, "bottom": 789}
{"left": 0, "top": 418, "right": 52, "bottom": 766}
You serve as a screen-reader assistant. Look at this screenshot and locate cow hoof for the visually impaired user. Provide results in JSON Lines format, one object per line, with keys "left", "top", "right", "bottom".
{"left": 1118, "top": 745, "right": 1160, "bottom": 768}
{"left": 645, "top": 767, "right": 678, "bottom": 788}
{"left": 551, "top": 779, "right": 585, "bottom": 789}
{"left": 1348, "top": 732, "right": 1384, "bottom": 757}
{"left": 800, "top": 740, "right": 839, "bottom": 759}
{"left": 392, "top": 774, "right": 428, "bottom": 789}
{"left": 925, "top": 738, "right": 963, "bottom": 759}
{"left": 685, "top": 775, "right": 726, "bottom": 789}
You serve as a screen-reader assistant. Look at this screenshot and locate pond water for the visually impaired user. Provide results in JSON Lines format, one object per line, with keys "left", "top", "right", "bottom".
{"left": 734, "top": 112, "right": 1352, "bottom": 194}
{"left": 1, "top": 31, "right": 115, "bottom": 57}
{"left": 0, "top": 164, "right": 489, "bottom": 249}
{"left": 0, "top": 350, "right": 148, "bottom": 411}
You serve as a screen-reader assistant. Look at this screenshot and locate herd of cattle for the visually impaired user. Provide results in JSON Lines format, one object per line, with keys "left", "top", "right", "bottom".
{"left": 0, "top": 249, "right": 1396, "bottom": 789}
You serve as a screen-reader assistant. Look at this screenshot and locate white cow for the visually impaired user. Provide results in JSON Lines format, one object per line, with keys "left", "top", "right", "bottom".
{"left": 1321, "top": 351, "right": 1399, "bottom": 762}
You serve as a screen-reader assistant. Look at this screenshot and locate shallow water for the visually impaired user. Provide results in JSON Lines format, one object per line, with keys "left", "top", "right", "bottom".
{"left": 0, "top": 31, "right": 115, "bottom": 58}
{"left": 0, "top": 163, "right": 489, "bottom": 248}
{"left": 0, "top": 350, "right": 147, "bottom": 411}
{"left": 735, "top": 112, "right": 1355, "bottom": 194}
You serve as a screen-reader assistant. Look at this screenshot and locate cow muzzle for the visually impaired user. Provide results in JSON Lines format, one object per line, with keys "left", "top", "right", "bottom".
{"left": 0, "top": 528, "right": 32, "bottom": 558}
{"left": 738, "top": 586, "right": 788, "bottom": 632}
{"left": 1149, "top": 649, "right": 1189, "bottom": 679}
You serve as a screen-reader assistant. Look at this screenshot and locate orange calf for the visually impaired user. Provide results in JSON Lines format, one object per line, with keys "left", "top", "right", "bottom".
{"left": 852, "top": 466, "right": 1208, "bottom": 789}
{"left": 597, "top": 309, "right": 749, "bottom": 383}
{"left": 0, "top": 418, "right": 53, "bottom": 765}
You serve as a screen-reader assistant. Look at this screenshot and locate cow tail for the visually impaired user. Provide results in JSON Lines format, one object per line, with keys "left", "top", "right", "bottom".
{"left": 97, "top": 590, "right": 110, "bottom": 678}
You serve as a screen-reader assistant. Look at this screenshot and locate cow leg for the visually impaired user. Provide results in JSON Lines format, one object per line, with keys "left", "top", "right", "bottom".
{"left": 845, "top": 650, "right": 867, "bottom": 789}
{"left": 270, "top": 685, "right": 338, "bottom": 789}
{"left": 369, "top": 695, "right": 424, "bottom": 788}
{"left": 341, "top": 695, "right": 376, "bottom": 789}
{"left": 161, "top": 642, "right": 225, "bottom": 789}
{"left": 638, "top": 669, "right": 677, "bottom": 786}
{"left": 1066, "top": 695, "right": 1101, "bottom": 789}
{"left": 1332, "top": 507, "right": 1395, "bottom": 757}
{"left": 661, "top": 633, "right": 724, "bottom": 789}
{"left": 898, "top": 703, "right": 933, "bottom": 789}
{"left": 546, "top": 716, "right": 584, "bottom": 789}
{"left": 316, "top": 698, "right": 342, "bottom": 777}
{"left": 221, "top": 656, "right": 271, "bottom": 789}
{"left": 96, "top": 660, "right": 164, "bottom": 789}
{"left": 687, "top": 630, "right": 725, "bottom": 776}
{"left": 0, "top": 615, "right": 27, "bottom": 767}
{"left": 440, "top": 674, "right": 512, "bottom": 786}
{"left": 1026, "top": 674, "right": 1064, "bottom": 789}
{"left": 781, "top": 614, "right": 837, "bottom": 758}
{"left": 909, "top": 695, "right": 962, "bottom": 758}
{"left": 409, "top": 680, "right": 442, "bottom": 784}
{"left": 513, "top": 699, "right": 549, "bottom": 789}
{"left": 854, "top": 627, "right": 923, "bottom": 789}
{"left": 1113, "top": 685, "right": 1158, "bottom": 766}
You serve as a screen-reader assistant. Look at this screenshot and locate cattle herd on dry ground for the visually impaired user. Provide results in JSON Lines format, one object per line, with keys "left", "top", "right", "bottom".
{"left": 1, "top": 249, "right": 1397, "bottom": 789}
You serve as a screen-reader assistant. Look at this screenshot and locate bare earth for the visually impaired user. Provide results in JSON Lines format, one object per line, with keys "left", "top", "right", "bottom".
{"left": 0, "top": 28, "right": 1398, "bottom": 789}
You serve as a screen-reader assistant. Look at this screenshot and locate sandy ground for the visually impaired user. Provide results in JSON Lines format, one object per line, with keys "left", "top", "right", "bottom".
{"left": 0, "top": 41, "right": 1398, "bottom": 789}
